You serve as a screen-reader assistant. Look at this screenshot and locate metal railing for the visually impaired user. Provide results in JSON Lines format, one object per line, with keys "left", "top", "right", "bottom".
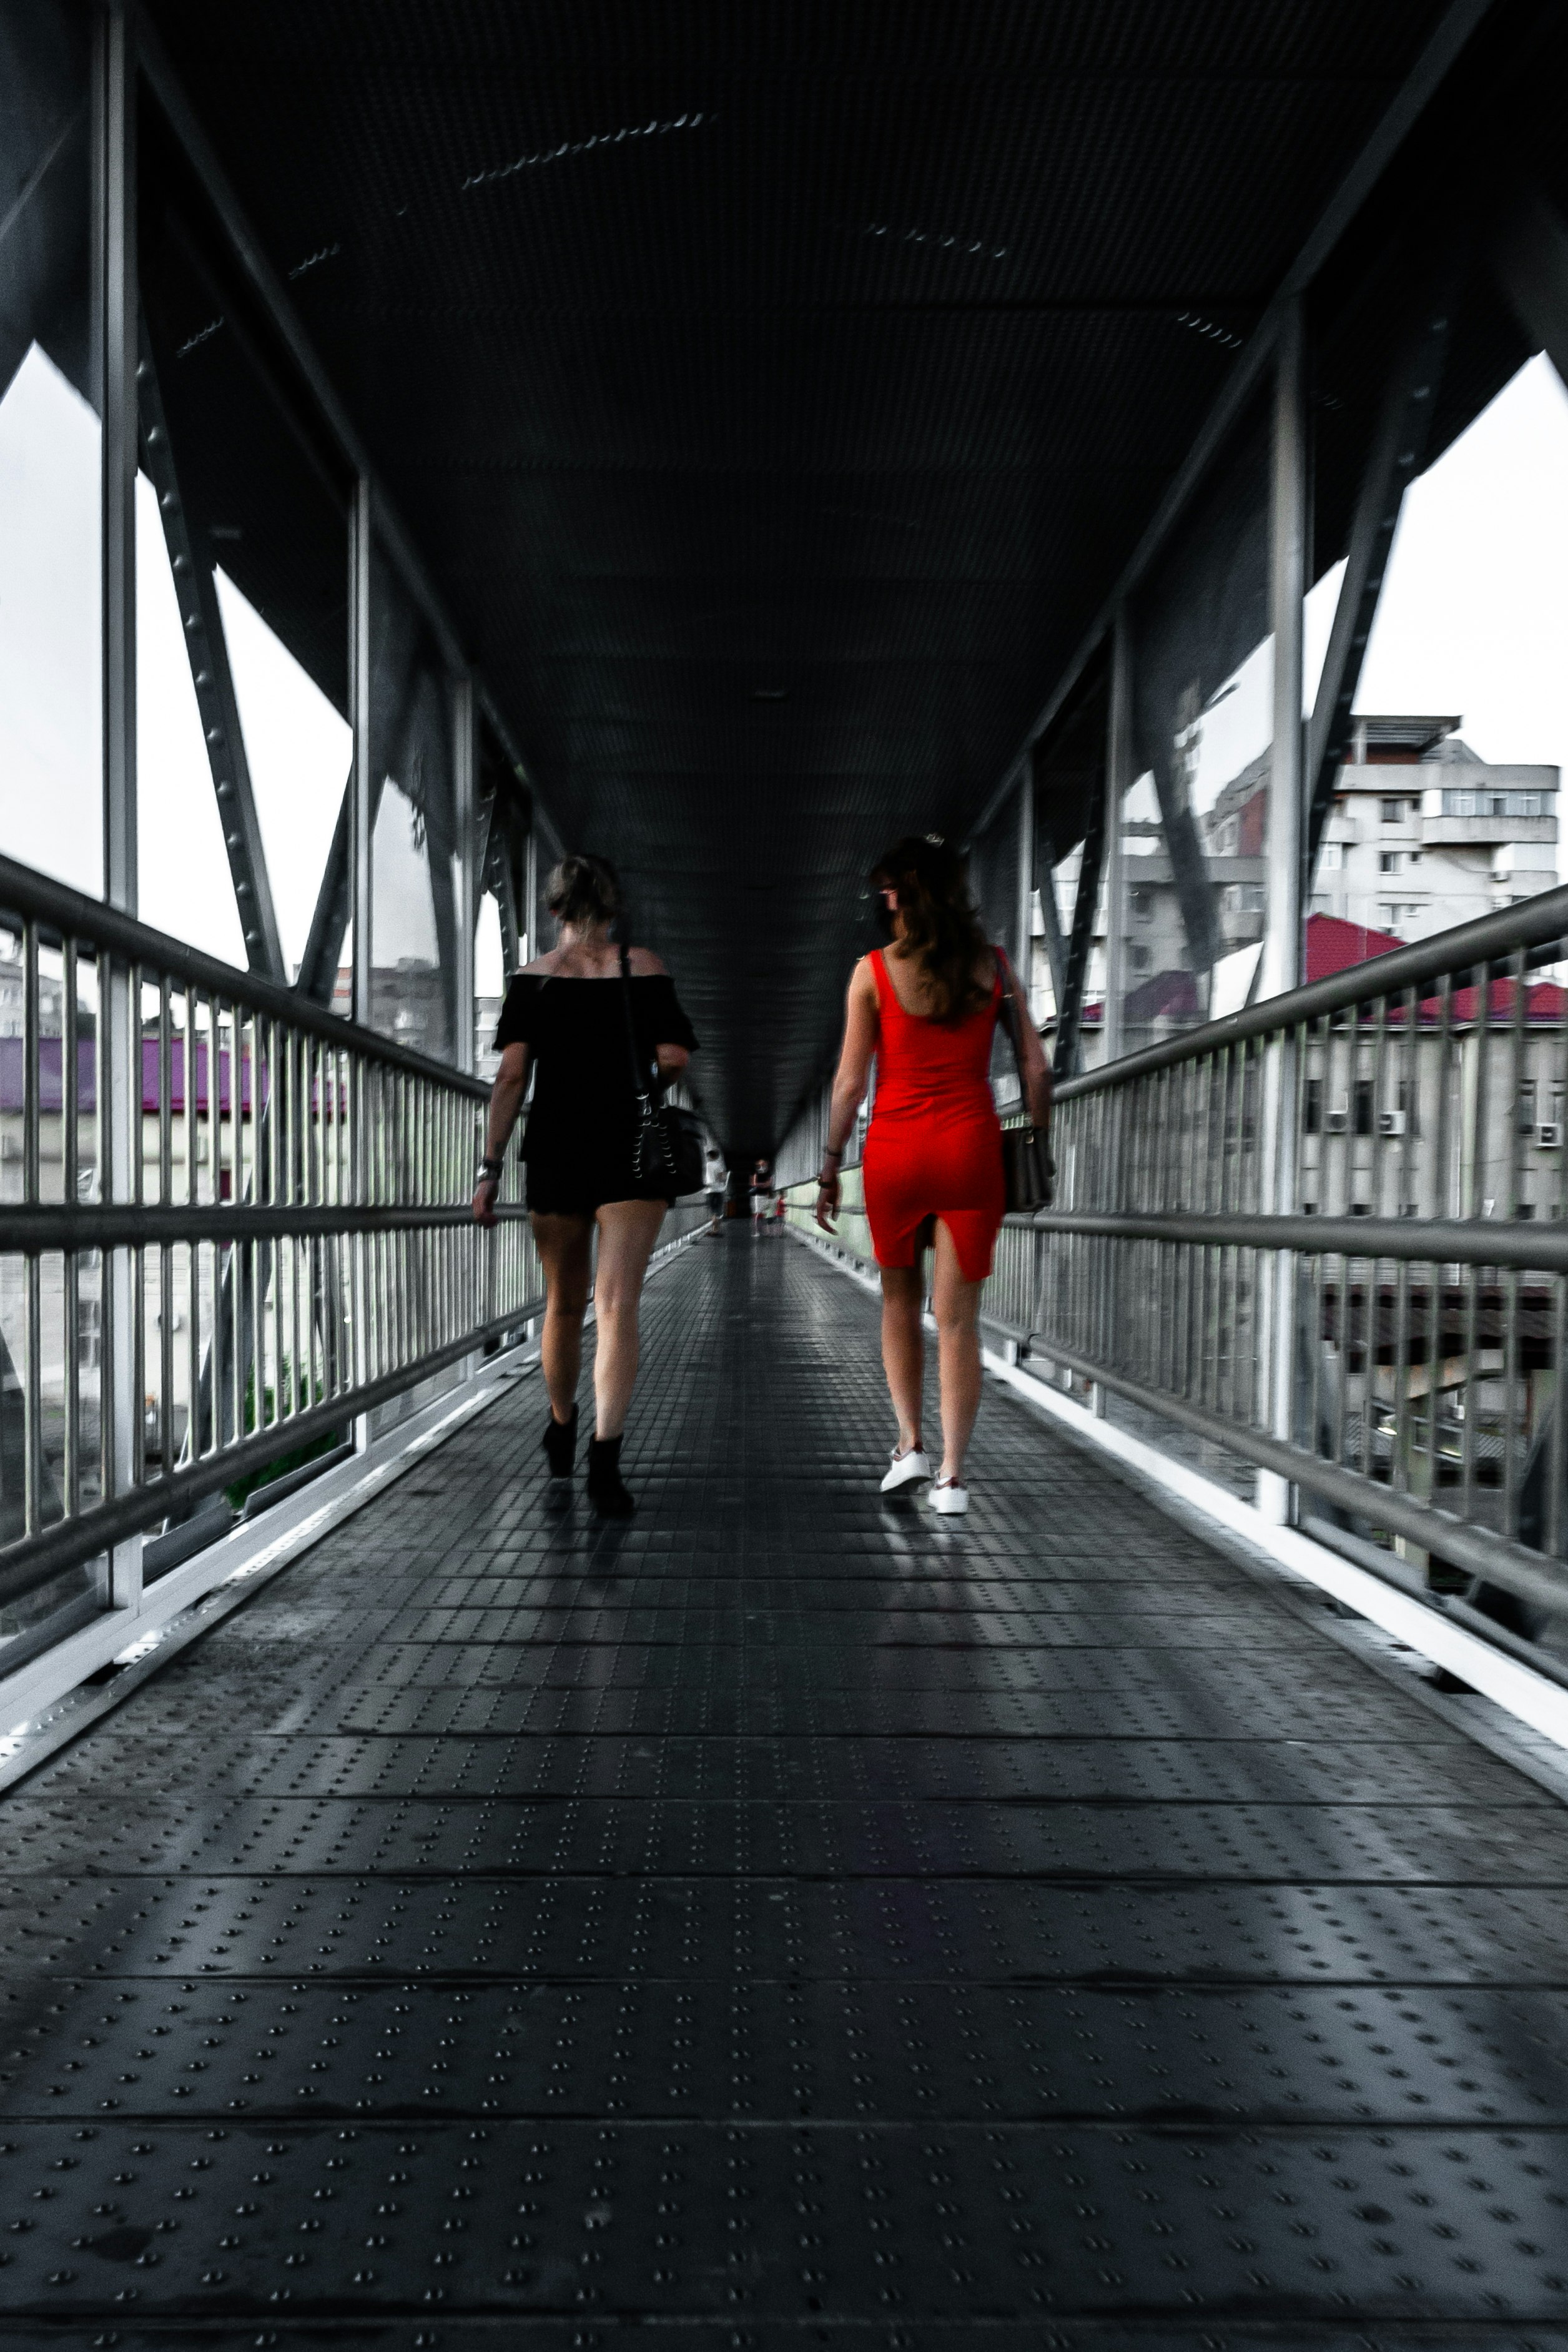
{"left": 789, "top": 886, "right": 1568, "bottom": 1631}
{"left": 0, "top": 852, "right": 699, "bottom": 1633}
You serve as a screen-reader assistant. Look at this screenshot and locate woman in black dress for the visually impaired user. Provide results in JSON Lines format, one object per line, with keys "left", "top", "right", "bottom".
{"left": 472, "top": 854, "right": 697, "bottom": 1514}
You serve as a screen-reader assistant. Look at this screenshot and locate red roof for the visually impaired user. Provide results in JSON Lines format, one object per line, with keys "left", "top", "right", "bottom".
{"left": 1304, "top": 914, "right": 1403, "bottom": 982}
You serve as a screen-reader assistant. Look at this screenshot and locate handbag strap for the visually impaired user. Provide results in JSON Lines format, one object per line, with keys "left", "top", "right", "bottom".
{"left": 618, "top": 944, "right": 658, "bottom": 1111}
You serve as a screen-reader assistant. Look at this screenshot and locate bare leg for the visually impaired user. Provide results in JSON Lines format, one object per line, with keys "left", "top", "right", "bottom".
{"left": 531, "top": 1212, "right": 594, "bottom": 1423}
{"left": 591, "top": 1198, "right": 667, "bottom": 1438}
{"left": 931, "top": 1217, "right": 984, "bottom": 1481}
{"left": 879, "top": 1263, "right": 925, "bottom": 1453}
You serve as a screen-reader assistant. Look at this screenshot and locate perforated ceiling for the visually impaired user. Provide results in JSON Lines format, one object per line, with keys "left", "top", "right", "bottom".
{"left": 144, "top": 0, "right": 1504, "bottom": 1155}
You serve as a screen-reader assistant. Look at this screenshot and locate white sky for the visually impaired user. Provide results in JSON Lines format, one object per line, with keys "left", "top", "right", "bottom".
{"left": 4, "top": 339, "right": 1566, "bottom": 976}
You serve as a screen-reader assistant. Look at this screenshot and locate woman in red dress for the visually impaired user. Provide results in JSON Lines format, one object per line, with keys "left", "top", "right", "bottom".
{"left": 816, "top": 837, "right": 1052, "bottom": 1513}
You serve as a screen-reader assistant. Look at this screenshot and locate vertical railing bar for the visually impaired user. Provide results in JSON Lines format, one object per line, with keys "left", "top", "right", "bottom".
{"left": 1502, "top": 944, "right": 1529, "bottom": 1540}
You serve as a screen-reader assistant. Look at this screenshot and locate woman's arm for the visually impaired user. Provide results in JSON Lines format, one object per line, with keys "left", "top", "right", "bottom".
{"left": 816, "top": 960, "right": 879, "bottom": 1232}
{"left": 997, "top": 949, "right": 1053, "bottom": 1132}
{"left": 654, "top": 1042, "right": 691, "bottom": 1080}
{"left": 473, "top": 1040, "right": 530, "bottom": 1227}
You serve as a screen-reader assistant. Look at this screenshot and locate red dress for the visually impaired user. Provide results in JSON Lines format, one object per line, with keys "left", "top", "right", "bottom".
{"left": 861, "top": 949, "right": 1005, "bottom": 1282}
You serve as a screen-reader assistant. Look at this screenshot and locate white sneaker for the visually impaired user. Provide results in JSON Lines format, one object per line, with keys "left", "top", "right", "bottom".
{"left": 928, "top": 1478, "right": 969, "bottom": 1515}
{"left": 879, "top": 1446, "right": 931, "bottom": 1493}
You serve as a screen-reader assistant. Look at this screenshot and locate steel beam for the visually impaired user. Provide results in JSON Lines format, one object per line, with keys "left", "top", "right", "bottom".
{"left": 136, "top": 322, "right": 285, "bottom": 981}
{"left": 1032, "top": 812, "right": 1070, "bottom": 1023}
{"left": 1304, "top": 277, "right": 1458, "bottom": 867}
{"left": 1052, "top": 761, "right": 1107, "bottom": 1080}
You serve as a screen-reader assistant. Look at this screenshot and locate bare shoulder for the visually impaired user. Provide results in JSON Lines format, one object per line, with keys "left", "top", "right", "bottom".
{"left": 624, "top": 945, "right": 668, "bottom": 977}
{"left": 518, "top": 952, "right": 556, "bottom": 977}
{"left": 849, "top": 952, "right": 879, "bottom": 993}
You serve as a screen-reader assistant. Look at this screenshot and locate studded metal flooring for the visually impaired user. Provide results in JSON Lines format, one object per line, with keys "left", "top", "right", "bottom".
{"left": 4, "top": 1237, "right": 1568, "bottom": 2349}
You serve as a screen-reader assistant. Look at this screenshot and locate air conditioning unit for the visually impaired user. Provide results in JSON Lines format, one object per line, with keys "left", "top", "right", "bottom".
{"left": 1324, "top": 1104, "right": 1349, "bottom": 1133}
{"left": 1538, "top": 1122, "right": 1563, "bottom": 1148}
{"left": 1378, "top": 1110, "right": 1407, "bottom": 1137}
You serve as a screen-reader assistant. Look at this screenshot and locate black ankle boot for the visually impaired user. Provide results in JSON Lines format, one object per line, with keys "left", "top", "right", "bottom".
{"left": 541, "top": 1401, "right": 578, "bottom": 1478}
{"left": 586, "top": 1434, "right": 635, "bottom": 1518}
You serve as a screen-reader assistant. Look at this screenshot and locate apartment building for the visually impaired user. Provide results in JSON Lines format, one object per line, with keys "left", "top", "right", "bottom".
{"left": 1042, "top": 714, "right": 1560, "bottom": 1060}
{"left": 1313, "top": 715, "right": 1558, "bottom": 941}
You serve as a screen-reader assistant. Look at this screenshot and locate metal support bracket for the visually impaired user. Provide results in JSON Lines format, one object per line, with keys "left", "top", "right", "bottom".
{"left": 1492, "top": 187, "right": 1568, "bottom": 392}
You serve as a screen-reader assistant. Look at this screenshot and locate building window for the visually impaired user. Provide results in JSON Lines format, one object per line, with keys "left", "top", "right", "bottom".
{"left": 1442, "top": 788, "right": 1551, "bottom": 819}
{"left": 1303, "top": 1078, "right": 1323, "bottom": 1135}
{"left": 1354, "top": 1079, "right": 1375, "bottom": 1137}
{"left": 1128, "top": 944, "right": 1152, "bottom": 972}
{"left": 1380, "top": 798, "right": 1406, "bottom": 823}
{"left": 1128, "top": 887, "right": 1153, "bottom": 921}
{"left": 1379, "top": 850, "right": 1399, "bottom": 873}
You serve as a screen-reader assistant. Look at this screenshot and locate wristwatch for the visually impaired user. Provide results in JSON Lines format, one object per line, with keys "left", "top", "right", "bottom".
{"left": 476, "top": 1156, "right": 503, "bottom": 1183}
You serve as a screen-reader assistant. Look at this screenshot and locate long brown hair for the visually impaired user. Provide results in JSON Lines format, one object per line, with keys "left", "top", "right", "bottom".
{"left": 869, "top": 834, "right": 991, "bottom": 1020}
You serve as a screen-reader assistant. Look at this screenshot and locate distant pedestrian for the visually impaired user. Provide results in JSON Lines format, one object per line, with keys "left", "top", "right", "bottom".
{"left": 749, "top": 1157, "right": 772, "bottom": 1235}
{"left": 816, "top": 836, "right": 1050, "bottom": 1513}
{"left": 703, "top": 1142, "right": 728, "bottom": 1237}
{"left": 473, "top": 854, "right": 698, "bottom": 1516}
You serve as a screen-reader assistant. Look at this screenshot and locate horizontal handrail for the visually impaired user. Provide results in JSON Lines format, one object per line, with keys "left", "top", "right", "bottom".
{"left": 1009, "top": 1208, "right": 1568, "bottom": 1271}
{"left": 0, "top": 1296, "right": 542, "bottom": 1592}
{"left": 0, "top": 849, "right": 486, "bottom": 1097}
{"left": 0, "top": 1202, "right": 528, "bottom": 1251}
{"left": 1056, "top": 881, "right": 1568, "bottom": 1100}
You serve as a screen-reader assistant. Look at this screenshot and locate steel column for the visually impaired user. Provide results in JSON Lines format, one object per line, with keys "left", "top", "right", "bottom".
{"left": 1257, "top": 299, "right": 1308, "bottom": 1522}
{"left": 524, "top": 814, "right": 539, "bottom": 970}
{"left": 453, "top": 676, "right": 476, "bottom": 1075}
{"left": 1100, "top": 610, "right": 1133, "bottom": 1067}
{"left": 349, "top": 478, "right": 373, "bottom": 1027}
{"left": 1014, "top": 764, "right": 1035, "bottom": 1002}
{"left": 97, "top": 0, "right": 141, "bottom": 1614}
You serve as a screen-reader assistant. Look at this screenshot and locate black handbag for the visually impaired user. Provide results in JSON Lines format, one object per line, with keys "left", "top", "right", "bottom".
{"left": 619, "top": 947, "right": 705, "bottom": 1197}
{"left": 997, "top": 963, "right": 1055, "bottom": 1213}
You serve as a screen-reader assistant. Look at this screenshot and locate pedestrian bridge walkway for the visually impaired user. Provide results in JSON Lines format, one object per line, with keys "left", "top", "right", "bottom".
{"left": 2, "top": 1235, "right": 1568, "bottom": 2344}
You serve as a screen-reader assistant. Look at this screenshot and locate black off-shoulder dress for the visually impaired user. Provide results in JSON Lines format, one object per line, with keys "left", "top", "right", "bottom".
{"left": 493, "top": 972, "right": 699, "bottom": 1215}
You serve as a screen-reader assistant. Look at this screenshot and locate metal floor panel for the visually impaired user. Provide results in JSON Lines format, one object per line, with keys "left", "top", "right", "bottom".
{"left": 16, "top": 1731, "right": 1524, "bottom": 1805}
{"left": 2, "top": 1799, "right": 1565, "bottom": 1884}
{"left": 3, "top": 1240, "right": 1568, "bottom": 2336}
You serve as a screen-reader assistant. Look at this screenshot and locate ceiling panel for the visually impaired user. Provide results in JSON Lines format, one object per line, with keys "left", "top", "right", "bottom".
{"left": 145, "top": 0, "right": 1487, "bottom": 1152}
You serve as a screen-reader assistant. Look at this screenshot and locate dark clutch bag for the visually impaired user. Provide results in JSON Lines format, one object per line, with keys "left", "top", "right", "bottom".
{"left": 619, "top": 949, "right": 706, "bottom": 1197}
{"left": 636, "top": 1099, "right": 706, "bottom": 1197}
{"left": 998, "top": 964, "right": 1055, "bottom": 1213}
{"left": 1002, "top": 1122, "right": 1054, "bottom": 1214}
